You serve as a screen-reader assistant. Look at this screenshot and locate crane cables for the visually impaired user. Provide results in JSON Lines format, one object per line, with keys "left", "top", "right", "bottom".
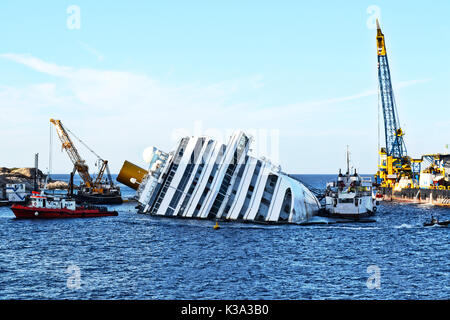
{"left": 63, "top": 125, "right": 104, "bottom": 162}
{"left": 62, "top": 124, "right": 113, "bottom": 185}
{"left": 377, "top": 75, "right": 381, "bottom": 168}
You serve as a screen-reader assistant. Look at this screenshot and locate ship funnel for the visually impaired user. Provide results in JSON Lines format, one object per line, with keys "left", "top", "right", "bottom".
{"left": 117, "top": 160, "right": 147, "bottom": 190}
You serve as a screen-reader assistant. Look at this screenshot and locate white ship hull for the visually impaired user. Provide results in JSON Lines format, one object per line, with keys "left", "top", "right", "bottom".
{"left": 119, "top": 131, "right": 321, "bottom": 224}
{"left": 325, "top": 195, "right": 375, "bottom": 217}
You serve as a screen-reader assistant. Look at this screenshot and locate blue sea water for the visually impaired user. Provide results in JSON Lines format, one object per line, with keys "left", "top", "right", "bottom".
{"left": 0, "top": 174, "right": 448, "bottom": 300}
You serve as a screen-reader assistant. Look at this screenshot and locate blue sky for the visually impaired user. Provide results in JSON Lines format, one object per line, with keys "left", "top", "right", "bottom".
{"left": 0, "top": 0, "right": 449, "bottom": 174}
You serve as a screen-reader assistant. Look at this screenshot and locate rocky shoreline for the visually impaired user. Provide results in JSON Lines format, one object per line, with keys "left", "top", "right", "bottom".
{"left": 0, "top": 167, "right": 68, "bottom": 190}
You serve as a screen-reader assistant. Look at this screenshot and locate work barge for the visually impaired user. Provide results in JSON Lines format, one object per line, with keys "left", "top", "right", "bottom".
{"left": 377, "top": 154, "right": 450, "bottom": 206}
{"left": 380, "top": 187, "right": 450, "bottom": 206}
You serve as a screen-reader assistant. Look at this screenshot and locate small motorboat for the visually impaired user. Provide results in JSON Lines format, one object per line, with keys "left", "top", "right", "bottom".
{"left": 423, "top": 217, "right": 450, "bottom": 227}
{"left": 11, "top": 191, "right": 118, "bottom": 219}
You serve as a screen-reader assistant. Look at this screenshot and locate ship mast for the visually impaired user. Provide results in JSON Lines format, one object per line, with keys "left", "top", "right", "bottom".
{"left": 346, "top": 145, "right": 350, "bottom": 176}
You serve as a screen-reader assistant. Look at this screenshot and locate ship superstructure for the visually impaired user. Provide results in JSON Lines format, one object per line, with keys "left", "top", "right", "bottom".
{"left": 118, "top": 131, "right": 320, "bottom": 224}
{"left": 418, "top": 154, "right": 449, "bottom": 189}
{"left": 325, "top": 170, "right": 377, "bottom": 218}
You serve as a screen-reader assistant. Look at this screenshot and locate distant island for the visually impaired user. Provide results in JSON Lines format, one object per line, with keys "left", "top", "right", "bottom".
{"left": 0, "top": 167, "right": 68, "bottom": 190}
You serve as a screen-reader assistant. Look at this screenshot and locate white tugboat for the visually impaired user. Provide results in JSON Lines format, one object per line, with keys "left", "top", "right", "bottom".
{"left": 324, "top": 148, "right": 378, "bottom": 218}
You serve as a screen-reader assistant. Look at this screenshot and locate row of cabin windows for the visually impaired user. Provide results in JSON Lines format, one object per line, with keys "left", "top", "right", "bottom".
{"left": 278, "top": 189, "right": 292, "bottom": 222}
{"left": 150, "top": 163, "right": 178, "bottom": 214}
{"left": 177, "top": 163, "right": 204, "bottom": 215}
{"left": 177, "top": 144, "right": 210, "bottom": 217}
{"left": 254, "top": 174, "right": 278, "bottom": 222}
{"left": 165, "top": 139, "right": 205, "bottom": 216}
{"left": 208, "top": 161, "right": 238, "bottom": 217}
{"left": 191, "top": 145, "right": 226, "bottom": 217}
{"left": 150, "top": 138, "right": 189, "bottom": 214}
{"left": 237, "top": 160, "right": 262, "bottom": 220}
{"left": 208, "top": 135, "right": 249, "bottom": 218}
{"left": 221, "top": 156, "right": 249, "bottom": 217}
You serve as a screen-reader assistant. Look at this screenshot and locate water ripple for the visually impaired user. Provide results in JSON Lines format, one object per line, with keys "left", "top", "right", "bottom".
{"left": 0, "top": 178, "right": 449, "bottom": 299}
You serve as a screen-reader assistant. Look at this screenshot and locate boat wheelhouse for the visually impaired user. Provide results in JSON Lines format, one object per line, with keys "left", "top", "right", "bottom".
{"left": 118, "top": 131, "right": 320, "bottom": 224}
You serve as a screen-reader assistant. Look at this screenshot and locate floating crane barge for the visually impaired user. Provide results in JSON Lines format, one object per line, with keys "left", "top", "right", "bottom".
{"left": 50, "top": 119, "right": 122, "bottom": 205}
{"left": 373, "top": 21, "right": 450, "bottom": 206}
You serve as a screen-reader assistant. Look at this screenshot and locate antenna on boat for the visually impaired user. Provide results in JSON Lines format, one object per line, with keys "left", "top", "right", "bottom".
{"left": 43, "top": 121, "right": 53, "bottom": 193}
{"left": 33, "top": 153, "right": 39, "bottom": 192}
{"left": 346, "top": 145, "right": 350, "bottom": 176}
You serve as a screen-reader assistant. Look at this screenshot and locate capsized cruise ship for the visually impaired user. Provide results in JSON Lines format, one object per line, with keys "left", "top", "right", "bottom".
{"left": 117, "top": 131, "right": 320, "bottom": 224}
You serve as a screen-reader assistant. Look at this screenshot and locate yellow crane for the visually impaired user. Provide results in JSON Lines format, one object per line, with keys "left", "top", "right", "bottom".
{"left": 374, "top": 21, "right": 419, "bottom": 188}
{"left": 50, "top": 119, "right": 114, "bottom": 194}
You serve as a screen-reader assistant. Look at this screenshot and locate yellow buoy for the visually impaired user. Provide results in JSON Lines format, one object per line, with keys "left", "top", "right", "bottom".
{"left": 213, "top": 221, "right": 220, "bottom": 230}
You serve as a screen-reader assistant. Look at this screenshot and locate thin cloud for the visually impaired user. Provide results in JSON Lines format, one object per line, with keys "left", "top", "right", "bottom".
{"left": 0, "top": 53, "right": 73, "bottom": 77}
{"left": 395, "top": 78, "right": 432, "bottom": 89}
{"left": 79, "top": 42, "right": 104, "bottom": 62}
{"left": 0, "top": 54, "right": 435, "bottom": 173}
{"left": 284, "top": 78, "right": 431, "bottom": 110}
{"left": 1, "top": 53, "right": 431, "bottom": 111}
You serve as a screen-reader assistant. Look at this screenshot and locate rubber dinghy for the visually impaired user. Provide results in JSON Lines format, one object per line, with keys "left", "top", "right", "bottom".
{"left": 423, "top": 220, "right": 450, "bottom": 227}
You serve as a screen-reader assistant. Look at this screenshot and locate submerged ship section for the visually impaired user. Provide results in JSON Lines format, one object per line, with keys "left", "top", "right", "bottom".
{"left": 118, "top": 131, "right": 320, "bottom": 224}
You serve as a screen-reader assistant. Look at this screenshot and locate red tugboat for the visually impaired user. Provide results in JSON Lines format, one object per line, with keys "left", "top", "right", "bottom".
{"left": 11, "top": 191, "right": 118, "bottom": 219}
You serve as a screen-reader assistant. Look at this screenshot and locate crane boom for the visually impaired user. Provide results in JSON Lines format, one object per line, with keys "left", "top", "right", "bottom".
{"left": 376, "top": 20, "right": 407, "bottom": 159}
{"left": 50, "top": 119, "right": 93, "bottom": 188}
{"left": 61, "top": 124, "right": 114, "bottom": 187}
